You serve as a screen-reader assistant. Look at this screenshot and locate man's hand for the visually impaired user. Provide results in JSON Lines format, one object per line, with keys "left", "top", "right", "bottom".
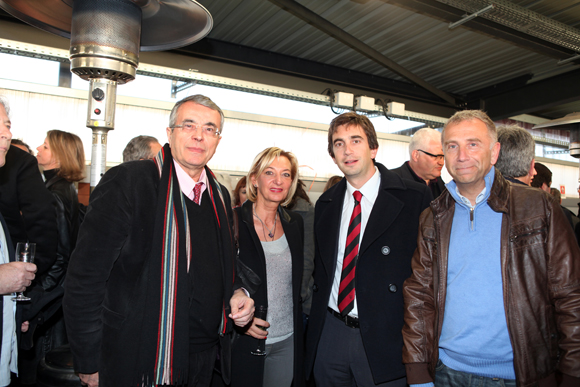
{"left": 244, "top": 317, "right": 270, "bottom": 339}
{"left": 79, "top": 372, "right": 99, "bottom": 387}
{"left": 229, "top": 288, "right": 254, "bottom": 327}
{"left": 0, "top": 262, "right": 36, "bottom": 294}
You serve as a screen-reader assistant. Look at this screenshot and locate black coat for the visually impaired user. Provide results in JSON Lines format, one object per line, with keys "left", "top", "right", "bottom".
{"left": 63, "top": 160, "right": 237, "bottom": 387}
{"left": 391, "top": 161, "right": 446, "bottom": 199}
{"left": 305, "top": 162, "right": 432, "bottom": 384}
{"left": 0, "top": 147, "right": 57, "bottom": 274}
{"left": 231, "top": 200, "right": 305, "bottom": 387}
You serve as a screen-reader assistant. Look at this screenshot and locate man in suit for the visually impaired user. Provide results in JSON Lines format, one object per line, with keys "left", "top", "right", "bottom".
{"left": 392, "top": 128, "right": 445, "bottom": 198}
{"left": 0, "top": 104, "right": 56, "bottom": 276}
{"left": 0, "top": 97, "right": 37, "bottom": 386}
{"left": 63, "top": 95, "right": 254, "bottom": 387}
{"left": 305, "top": 112, "right": 432, "bottom": 387}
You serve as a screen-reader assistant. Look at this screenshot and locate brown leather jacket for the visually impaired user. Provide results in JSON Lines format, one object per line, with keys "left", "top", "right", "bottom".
{"left": 402, "top": 169, "right": 580, "bottom": 387}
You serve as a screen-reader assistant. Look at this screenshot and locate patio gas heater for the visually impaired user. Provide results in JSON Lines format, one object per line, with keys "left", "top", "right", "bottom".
{"left": 0, "top": 0, "right": 212, "bottom": 187}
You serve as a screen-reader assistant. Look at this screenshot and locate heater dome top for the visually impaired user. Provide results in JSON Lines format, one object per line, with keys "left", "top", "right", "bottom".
{"left": 0, "top": 0, "right": 212, "bottom": 51}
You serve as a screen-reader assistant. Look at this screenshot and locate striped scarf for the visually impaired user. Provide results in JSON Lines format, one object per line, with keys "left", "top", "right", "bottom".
{"left": 138, "top": 144, "right": 228, "bottom": 386}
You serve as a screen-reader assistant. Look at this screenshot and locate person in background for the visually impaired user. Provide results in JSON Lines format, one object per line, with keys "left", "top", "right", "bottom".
{"left": 17, "top": 130, "right": 86, "bottom": 385}
{"left": 305, "top": 112, "right": 432, "bottom": 387}
{"left": 531, "top": 162, "right": 575, "bottom": 230}
{"left": 495, "top": 125, "right": 536, "bottom": 186}
{"left": 233, "top": 176, "right": 248, "bottom": 208}
{"left": 402, "top": 109, "right": 580, "bottom": 387}
{"left": 122, "top": 135, "right": 162, "bottom": 162}
{"left": 10, "top": 139, "right": 33, "bottom": 156}
{"left": 284, "top": 179, "right": 315, "bottom": 330}
{"left": 231, "top": 147, "right": 304, "bottom": 387}
{"left": 63, "top": 95, "right": 254, "bottom": 387}
{"left": 0, "top": 96, "right": 37, "bottom": 387}
{"left": 392, "top": 128, "right": 445, "bottom": 198}
{"left": 531, "top": 162, "right": 552, "bottom": 192}
{"left": 323, "top": 175, "right": 341, "bottom": 192}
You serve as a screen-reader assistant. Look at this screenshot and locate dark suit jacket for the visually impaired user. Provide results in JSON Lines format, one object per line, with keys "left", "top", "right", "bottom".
{"left": 63, "top": 160, "right": 237, "bottom": 387}
{"left": 0, "top": 147, "right": 56, "bottom": 275}
{"left": 231, "top": 201, "right": 304, "bottom": 387}
{"left": 305, "top": 162, "right": 432, "bottom": 384}
{"left": 392, "top": 161, "right": 445, "bottom": 199}
{"left": 0, "top": 211, "right": 16, "bottom": 351}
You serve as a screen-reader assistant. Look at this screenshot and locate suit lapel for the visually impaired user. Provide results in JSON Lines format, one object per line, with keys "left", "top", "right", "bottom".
{"left": 359, "top": 165, "right": 405, "bottom": 256}
{"left": 315, "top": 180, "right": 346, "bottom": 277}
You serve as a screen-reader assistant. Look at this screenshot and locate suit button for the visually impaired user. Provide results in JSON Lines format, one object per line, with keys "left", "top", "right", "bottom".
{"left": 313, "top": 284, "right": 319, "bottom": 292}
{"left": 381, "top": 246, "right": 390, "bottom": 255}
{"left": 389, "top": 284, "right": 397, "bottom": 293}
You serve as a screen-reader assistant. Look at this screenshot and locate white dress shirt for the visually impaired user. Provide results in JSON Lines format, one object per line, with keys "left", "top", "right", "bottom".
{"left": 0, "top": 221, "right": 17, "bottom": 386}
{"left": 329, "top": 167, "right": 380, "bottom": 318}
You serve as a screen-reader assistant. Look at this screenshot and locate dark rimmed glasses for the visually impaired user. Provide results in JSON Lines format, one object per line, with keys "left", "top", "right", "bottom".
{"left": 418, "top": 149, "right": 444, "bottom": 161}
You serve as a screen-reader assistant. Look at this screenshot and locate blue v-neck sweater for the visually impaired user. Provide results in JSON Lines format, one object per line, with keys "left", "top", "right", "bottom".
{"left": 438, "top": 167, "right": 516, "bottom": 379}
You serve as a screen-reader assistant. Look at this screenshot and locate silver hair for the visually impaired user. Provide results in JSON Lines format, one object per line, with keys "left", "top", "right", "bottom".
{"left": 122, "top": 135, "right": 160, "bottom": 162}
{"left": 0, "top": 96, "right": 9, "bottom": 117}
{"left": 168, "top": 94, "right": 224, "bottom": 133}
{"left": 442, "top": 110, "right": 497, "bottom": 146}
{"left": 495, "top": 125, "right": 535, "bottom": 178}
{"left": 408, "top": 128, "right": 442, "bottom": 157}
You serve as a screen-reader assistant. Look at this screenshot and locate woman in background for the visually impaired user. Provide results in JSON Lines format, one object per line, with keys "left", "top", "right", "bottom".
{"left": 233, "top": 176, "right": 248, "bottom": 207}
{"left": 18, "top": 130, "right": 85, "bottom": 385}
{"left": 231, "top": 147, "right": 304, "bottom": 387}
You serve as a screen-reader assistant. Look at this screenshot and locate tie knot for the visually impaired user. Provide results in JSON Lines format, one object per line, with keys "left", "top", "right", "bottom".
{"left": 353, "top": 190, "right": 362, "bottom": 202}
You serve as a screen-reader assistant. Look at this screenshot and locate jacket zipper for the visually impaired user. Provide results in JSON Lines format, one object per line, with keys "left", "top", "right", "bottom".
{"left": 470, "top": 207, "right": 474, "bottom": 231}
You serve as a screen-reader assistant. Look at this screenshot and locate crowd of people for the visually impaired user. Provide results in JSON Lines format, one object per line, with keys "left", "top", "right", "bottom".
{"left": 0, "top": 93, "right": 578, "bottom": 387}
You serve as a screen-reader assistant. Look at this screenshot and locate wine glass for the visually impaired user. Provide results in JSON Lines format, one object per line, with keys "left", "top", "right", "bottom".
{"left": 12, "top": 242, "right": 35, "bottom": 301}
{"left": 251, "top": 305, "right": 268, "bottom": 356}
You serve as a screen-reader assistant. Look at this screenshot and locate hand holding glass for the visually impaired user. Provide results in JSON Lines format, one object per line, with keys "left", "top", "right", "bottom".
{"left": 251, "top": 305, "right": 268, "bottom": 356}
{"left": 12, "top": 242, "right": 35, "bottom": 301}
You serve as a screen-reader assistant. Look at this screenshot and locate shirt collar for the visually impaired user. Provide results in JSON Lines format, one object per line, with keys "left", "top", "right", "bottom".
{"left": 446, "top": 166, "right": 495, "bottom": 207}
{"left": 346, "top": 166, "right": 380, "bottom": 202}
{"left": 173, "top": 160, "right": 207, "bottom": 198}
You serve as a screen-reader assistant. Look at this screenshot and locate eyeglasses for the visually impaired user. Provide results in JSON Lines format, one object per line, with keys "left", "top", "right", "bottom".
{"left": 418, "top": 149, "right": 444, "bottom": 161}
{"left": 172, "top": 121, "right": 221, "bottom": 137}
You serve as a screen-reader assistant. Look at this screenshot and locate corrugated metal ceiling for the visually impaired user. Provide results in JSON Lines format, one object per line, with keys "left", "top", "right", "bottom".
{"left": 196, "top": 0, "right": 580, "bottom": 118}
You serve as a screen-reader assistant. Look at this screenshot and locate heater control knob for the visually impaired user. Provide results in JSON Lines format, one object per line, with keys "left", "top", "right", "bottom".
{"left": 92, "top": 88, "right": 105, "bottom": 101}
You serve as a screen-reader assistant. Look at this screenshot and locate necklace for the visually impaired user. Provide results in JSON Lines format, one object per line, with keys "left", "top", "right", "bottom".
{"left": 253, "top": 205, "right": 278, "bottom": 240}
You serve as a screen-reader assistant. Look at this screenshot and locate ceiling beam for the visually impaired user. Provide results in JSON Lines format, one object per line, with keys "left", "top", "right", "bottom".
{"left": 177, "top": 38, "right": 448, "bottom": 104}
{"left": 383, "top": 0, "right": 578, "bottom": 60}
{"left": 481, "top": 69, "right": 580, "bottom": 120}
{"left": 267, "top": 0, "right": 458, "bottom": 105}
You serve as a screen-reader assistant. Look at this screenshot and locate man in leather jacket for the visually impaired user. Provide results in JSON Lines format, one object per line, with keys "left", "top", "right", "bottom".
{"left": 402, "top": 110, "right": 580, "bottom": 387}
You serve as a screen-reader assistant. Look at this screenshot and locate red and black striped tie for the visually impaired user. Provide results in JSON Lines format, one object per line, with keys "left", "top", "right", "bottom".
{"left": 338, "top": 190, "right": 362, "bottom": 316}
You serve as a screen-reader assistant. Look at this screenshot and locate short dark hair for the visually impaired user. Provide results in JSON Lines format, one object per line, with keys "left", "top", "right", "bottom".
{"left": 531, "top": 162, "right": 552, "bottom": 188}
{"left": 495, "top": 125, "right": 535, "bottom": 178}
{"left": 122, "top": 135, "right": 160, "bottom": 162}
{"left": 10, "top": 139, "right": 33, "bottom": 155}
{"left": 327, "top": 112, "right": 378, "bottom": 158}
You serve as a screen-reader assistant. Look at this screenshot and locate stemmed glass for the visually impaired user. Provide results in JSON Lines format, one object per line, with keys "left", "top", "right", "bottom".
{"left": 251, "top": 305, "right": 268, "bottom": 356}
{"left": 12, "top": 242, "right": 35, "bottom": 301}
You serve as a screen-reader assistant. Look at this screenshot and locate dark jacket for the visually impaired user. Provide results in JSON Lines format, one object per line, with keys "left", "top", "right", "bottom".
{"left": 305, "top": 162, "right": 432, "bottom": 384}
{"left": 231, "top": 200, "right": 305, "bottom": 387}
{"left": 0, "top": 212, "right": 15, "bottom": 350}
{"left": 391, "top": 161, "right": 445, "bottom": 199}
{"left": 0, "top": 147, "right": 56, "bottom": 274}
{"left": 402, "top": 169, "right": 580, "bottom": 387}
{"left": 63, "top": 160, "right": 237, "bottom": 387}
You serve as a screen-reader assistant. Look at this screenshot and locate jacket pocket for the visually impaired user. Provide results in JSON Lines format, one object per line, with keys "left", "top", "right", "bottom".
{"left": 102, "top": 306, "right": 126, "bottom": 329}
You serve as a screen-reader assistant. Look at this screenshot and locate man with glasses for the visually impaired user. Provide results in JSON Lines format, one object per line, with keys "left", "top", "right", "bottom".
{"left": 392, "top": 128, "right": 445, "bottom": 198}
{"left": 64, "top": 95, "right": 254, "bottom": 387}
